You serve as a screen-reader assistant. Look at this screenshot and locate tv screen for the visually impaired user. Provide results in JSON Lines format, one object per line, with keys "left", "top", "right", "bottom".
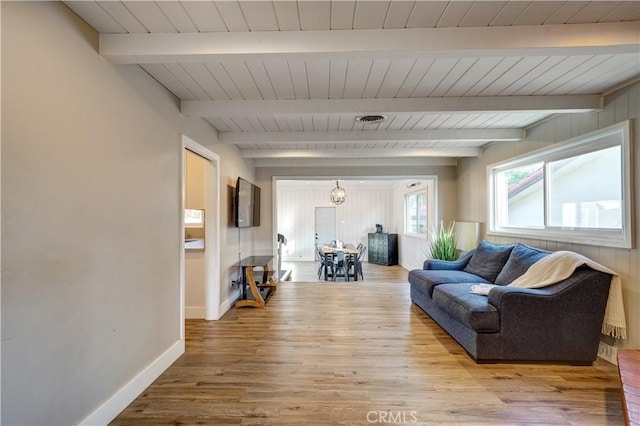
{"left": 235, "top": 177, "right": 261, "bottom": 228}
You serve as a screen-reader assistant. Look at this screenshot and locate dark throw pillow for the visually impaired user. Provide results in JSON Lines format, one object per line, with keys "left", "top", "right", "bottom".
{"left": 463, "top": 240, "right": 514, "bottom": 283}
{"left": 494, "top": 243, "right": 550, "bottom": 285}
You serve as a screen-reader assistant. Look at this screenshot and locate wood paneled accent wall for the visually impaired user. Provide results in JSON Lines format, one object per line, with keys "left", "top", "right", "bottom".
{"left": 277, "top": 184, "right": 393, "bottom": 261}
{"left": 457, "top": 82, "right": 640, "bottom": 351}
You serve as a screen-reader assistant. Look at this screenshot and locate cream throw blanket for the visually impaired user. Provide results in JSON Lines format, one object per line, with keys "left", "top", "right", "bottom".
{"left": 509, "top": 251, "right": 627, "bottom": 339}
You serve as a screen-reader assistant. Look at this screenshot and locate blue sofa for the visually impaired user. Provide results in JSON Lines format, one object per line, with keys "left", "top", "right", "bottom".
{"left": 408, "top": 241, "right": 611, "bottom": 364}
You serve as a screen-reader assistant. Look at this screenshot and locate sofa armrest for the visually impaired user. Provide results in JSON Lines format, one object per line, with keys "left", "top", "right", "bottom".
{"left": 487, "top": 267, "right": 610, "bottom": 309}
{"left": 487, "top": 286, "right": 550, "bottom": 307}
{"left": 485, "top": 268, "right": 612, "bottom": 362}
{"left": 423, "top": 249, "right": 474, "bottom": 270}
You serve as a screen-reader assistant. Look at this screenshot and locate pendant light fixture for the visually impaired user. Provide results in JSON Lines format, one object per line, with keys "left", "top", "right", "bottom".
{"left": 330, "top": 180, "right": 346, "bottom": 205}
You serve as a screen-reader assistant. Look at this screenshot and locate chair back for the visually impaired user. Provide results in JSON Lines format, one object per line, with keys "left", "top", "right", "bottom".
{"left": 324, "top": 251, "right": 335, "bottom": 263}
{"left": 358, "top": 245, "right": 367, "bottom": 261}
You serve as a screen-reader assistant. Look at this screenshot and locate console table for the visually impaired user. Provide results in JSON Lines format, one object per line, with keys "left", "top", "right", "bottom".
{"left": 235, "top": 255, "right": 277, "bottom": 309}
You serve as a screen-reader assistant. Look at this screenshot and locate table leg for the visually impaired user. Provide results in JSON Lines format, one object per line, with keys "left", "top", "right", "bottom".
{"left": 257, "top": 263, "right": 278, "bottom": 302}
{"left": 354, "top": 259, "right": 358, "bottom": 281}
{"left": 235, "top": 266, "right": 266, "bottom": 308}
{"left": 241, "top": 266, "right": 247, "bottom": 299}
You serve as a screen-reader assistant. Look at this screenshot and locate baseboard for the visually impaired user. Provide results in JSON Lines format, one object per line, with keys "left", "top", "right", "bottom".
{"left": 597, "top": 341, "right": 618, "bottom": 365}
{"left": 185, "top": 306, "right": 205, "bottom": 319}
{"left": 219, "top": 288, "right": 240, "bottom": 318}
{"left": 79, "top": 339, "right": 185, "bottom": 425}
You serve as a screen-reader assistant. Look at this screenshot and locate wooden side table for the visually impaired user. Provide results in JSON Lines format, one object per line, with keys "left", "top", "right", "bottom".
{"left": 235, "top": 255, "right": 277, "bottom": 309}
{"left": 617, "top": 349, "right": 640, "bottom": 426}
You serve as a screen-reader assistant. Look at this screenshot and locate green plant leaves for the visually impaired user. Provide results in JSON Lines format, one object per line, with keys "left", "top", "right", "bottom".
{"left": 428, "top": 220, "right": 458, "bottom": 261}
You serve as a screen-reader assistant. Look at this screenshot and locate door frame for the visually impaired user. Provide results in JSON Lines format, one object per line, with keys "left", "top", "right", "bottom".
{"left": 181, "top": 135, "right": 221, "bottom": 331}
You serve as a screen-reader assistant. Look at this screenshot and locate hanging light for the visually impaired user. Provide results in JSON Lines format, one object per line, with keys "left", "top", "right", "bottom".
{"left": 330, "top": 180, "right": 346, "bottom": 205}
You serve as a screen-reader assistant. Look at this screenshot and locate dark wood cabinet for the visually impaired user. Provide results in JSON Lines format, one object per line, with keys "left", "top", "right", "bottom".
{"left": 367, "top": 233, "right": 398, "bottom": 266}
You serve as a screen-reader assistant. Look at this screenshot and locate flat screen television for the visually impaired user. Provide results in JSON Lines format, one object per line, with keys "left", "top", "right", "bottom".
{"left": 234, "top": 177, "right": 261, "bottom": 228}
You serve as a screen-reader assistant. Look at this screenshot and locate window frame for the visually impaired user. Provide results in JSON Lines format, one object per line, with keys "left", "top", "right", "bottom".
{"left": 404, "top": 189, "right": 428, "bottom": 237}
{"left": 487, "top": 120, "right": 633, "bottom": 249}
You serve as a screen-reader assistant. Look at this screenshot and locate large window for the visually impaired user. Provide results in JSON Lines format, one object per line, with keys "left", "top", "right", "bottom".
{"left": 488, "top": 121, "right": 633, "bottom": 248}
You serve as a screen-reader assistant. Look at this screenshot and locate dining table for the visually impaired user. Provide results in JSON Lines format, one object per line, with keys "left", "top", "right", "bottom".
{"left": 321, "top": 243, "right": 359, "bottom": 255}
{"left": 320, "top": 243, "right": 360, "bottom": 281}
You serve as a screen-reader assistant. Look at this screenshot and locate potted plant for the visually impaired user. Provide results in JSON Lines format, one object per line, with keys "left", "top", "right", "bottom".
{"left": 427, "top": 220, "right": 458, "bottom": 261}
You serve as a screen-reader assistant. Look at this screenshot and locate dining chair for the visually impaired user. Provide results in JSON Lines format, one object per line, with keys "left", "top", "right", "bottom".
{"left": 324, "top": 252, "right": 336, "bottom": 281}
{"left": 346, "top": 252, "right": 358, "bottom": 281}
{"left": 355, "top": 245, "right": 367, "bottom": 280}
{"left": 331, "top": 250, "right": 348, "bottom": 281}
{"left": 315, "top": 246, "right": 326, "bottom": 279}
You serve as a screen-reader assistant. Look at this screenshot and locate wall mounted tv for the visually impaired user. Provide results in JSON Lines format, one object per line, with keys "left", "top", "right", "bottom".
{"left": 234, "top": 177, "right": 261, "bottom": 228}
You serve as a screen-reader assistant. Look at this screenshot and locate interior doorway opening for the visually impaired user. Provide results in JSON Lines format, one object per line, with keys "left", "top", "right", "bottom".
{"left": 181, "top": 136, "right": 221, "bottom": 332}
{"left": 273, "top": 176, "right": 438, "bottom": 277}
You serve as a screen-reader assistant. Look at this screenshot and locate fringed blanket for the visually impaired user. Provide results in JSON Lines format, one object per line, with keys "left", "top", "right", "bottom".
{"left": 509, "top": 251, "right": 627, "bottom": 339}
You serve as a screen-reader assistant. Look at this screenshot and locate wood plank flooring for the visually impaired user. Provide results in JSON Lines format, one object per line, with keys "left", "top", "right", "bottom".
{"left": 111, "top": 268, "right": 624, "bottom": 425}
{"left": 281, "top": 260, "right": 408, "bottom": 283}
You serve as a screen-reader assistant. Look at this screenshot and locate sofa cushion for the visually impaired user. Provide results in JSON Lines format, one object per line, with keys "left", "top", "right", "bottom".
{"left": 432, "top": 284, "right": 500, "bottom": 332}
{"left": 408, "top": 269, "right": 489, "bottom": 298}
{"left": 463, "top": 240, "right": 514, "bottom": 283}
{"left": 494, "top": 244, "right": 550, "bottom": 285}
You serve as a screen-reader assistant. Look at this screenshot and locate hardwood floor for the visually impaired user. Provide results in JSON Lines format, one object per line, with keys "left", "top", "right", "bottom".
{"left": 111, "top": 273, "right": 624, "bottom": 425}
{"left": 281, "top": 260, "right": 408, "bottom": 283}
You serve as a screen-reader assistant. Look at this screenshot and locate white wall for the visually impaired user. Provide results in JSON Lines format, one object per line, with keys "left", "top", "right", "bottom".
{"left": 277, "top": 182, "right": 393, "bottom": 261}
{"left": 457, "top": 81, "right": 640, "bottom": 351}
{"left": 1, "top": 3, "right": 253, "bottom": 424}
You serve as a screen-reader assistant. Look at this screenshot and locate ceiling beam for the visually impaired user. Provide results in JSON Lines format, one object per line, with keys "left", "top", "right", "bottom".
{"left": 183, "top": 96, "right": 601, "bottom": 118}
{"left": 100, "top": 22, "right": 639, "bottom": 64}
{"left": 253, "top": 158, "right": 458, "bottom": 168}
{"left": 221, "top": 129, "right": 524, "bottom": 145}
{"left": 241, "top": 147, "right": 481, "bottom": 159}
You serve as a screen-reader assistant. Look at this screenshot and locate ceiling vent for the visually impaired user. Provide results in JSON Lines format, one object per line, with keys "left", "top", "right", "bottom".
{"left": 356, "top": 115, "right": 387, "bottom": 124}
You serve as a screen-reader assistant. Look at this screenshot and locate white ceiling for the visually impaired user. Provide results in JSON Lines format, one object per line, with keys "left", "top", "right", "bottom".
{"left": 65, "top": 1, "right": 640, "bottom": 165}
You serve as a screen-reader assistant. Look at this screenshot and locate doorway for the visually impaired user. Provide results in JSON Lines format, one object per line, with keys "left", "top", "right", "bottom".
{"left": 181, "top": 136, "right": 221, "bottom": 333}
{"left": 274, "top": 177, "right": 438, "bottom": 269}
{"left": 315, "top": 206, "right": 336, "bottom": 254}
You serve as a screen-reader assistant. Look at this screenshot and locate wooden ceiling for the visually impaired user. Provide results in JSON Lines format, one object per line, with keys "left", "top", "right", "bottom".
{"left": 65, "top": 1, "right": 640, "bottom": 166}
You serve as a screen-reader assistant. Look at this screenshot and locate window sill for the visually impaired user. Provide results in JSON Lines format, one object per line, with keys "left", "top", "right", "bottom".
{"left": 488, "top": 228, "right": 632, "bottom": 249}
{"left": 403, "top": 233, "right": 428, "bottom": 242}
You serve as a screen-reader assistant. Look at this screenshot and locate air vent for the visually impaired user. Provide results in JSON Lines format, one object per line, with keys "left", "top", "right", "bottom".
{"left": 356, "top": 115, "right": 387, "bottom": 124}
